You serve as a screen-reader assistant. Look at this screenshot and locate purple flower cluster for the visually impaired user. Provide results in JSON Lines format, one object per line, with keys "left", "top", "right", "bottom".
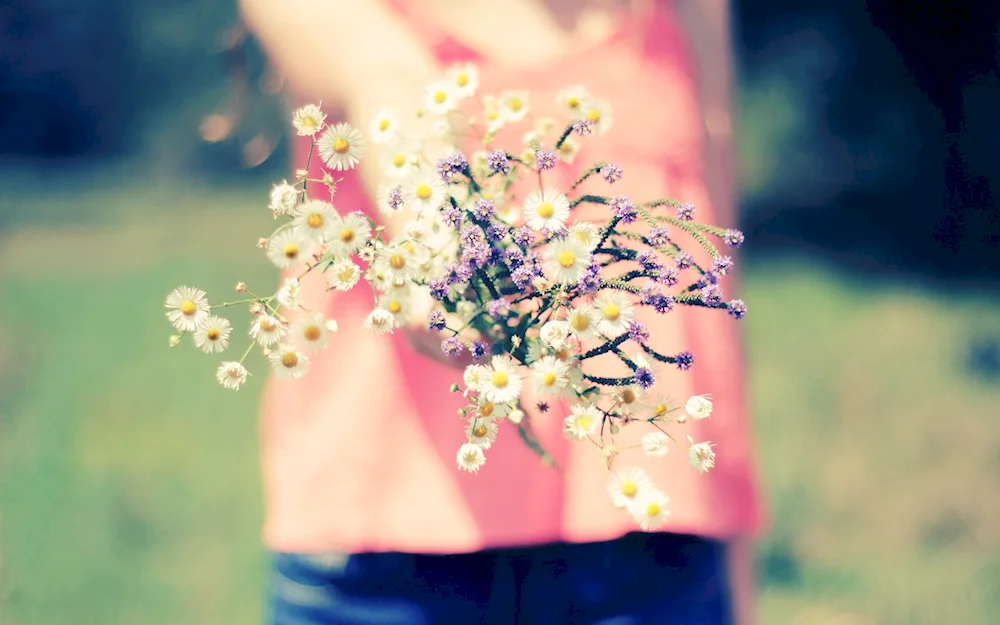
{"left": 485, "top": 223, "right": 507, "bottom": 243}
{"left": 727, "top": 299, "right": 747, "bottom": 319}
{"left": 576, "top": 262, "right": 602, "bottom": 293}
{"left": 512, "top": 264, "right": 541, "bottom": 289}
{"left": 460, "top": 225, "right": 489, "bottom": 267}
{"left": 636, "top": 250, "right": 660, "bottom": 272}
{"left": 657, "top": 265, "right": 679, "bottom": 287}
{"left": 647, "top": 226, "right": 669, "bottom": 246}
{"left": 472, "top": 199, "right": 495, "bottom": 221}
{"left": 486, "top": 149, "right": 511, "bottom": 175}
{"left": 674, "top": 251, "right": 693, "bottom": 270}
{"left": 634, "top": 367, "right": 655, "bottom": 389}
{"left": 505, "top": 246, "right": 526, "bottom": 268}
{"left": 601, "top": 162, "right": 623, "bottom": 184}
{"left": 441, "top": 336, "right": 464, "bottom": 357}
{"left": 436, "top": 151, "right": 468, "bottom": 182}
{"left": 487, "top": 298, "right": 511, "bottom": 318}
{"left": 677, "top": 202, "right": 695, "bottom": 221}
{"left": 535, "top": 148, "right": 557, "bottom": 171}
{"left": 512, "top": 226, "right": 535, "bottom": 248}
{"left": 469, "top": 340, "right": 490, "bottom": 362}
{"left": 640, "top": 285, "right": 675, "bottom": 314}
{"left": 572, "top": 119, "right": 594, "bottom": 136}
{"left": 441, "top": 204, "right": 463, "bottom": 230}
{"left": 724, "top": 229, "right": 745, "bottom": 248}
{"left": 674, "top": 351, "right": 694, "bottom": 370}
{"left": 429, "top": 279, "right": 449, "bottom": 301}
{"left": 700, "top": 283, "right": 723, "bottom": 305}
{"left": 609, "top": 195, "right": 638, "bottom": 224}
{"left": 427, "top": 310, "right": 446, "bottom": 332}
{"left": 627, "top": 320, "right": 650, "bottom": 344}
{"left": 711, "top": 255, "right": 734, "bottom": 276}
{"left": 387, "top": 187, "right": 404, "bottom": 212}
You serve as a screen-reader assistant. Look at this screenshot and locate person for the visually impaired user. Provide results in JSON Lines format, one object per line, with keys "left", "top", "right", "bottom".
{"left": 238, "top": 0, "right": 763, "bottom": 623}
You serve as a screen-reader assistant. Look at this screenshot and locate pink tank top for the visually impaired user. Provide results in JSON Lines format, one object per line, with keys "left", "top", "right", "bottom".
{"left": 260, "top": 0, "right": 764, "bottom": 554}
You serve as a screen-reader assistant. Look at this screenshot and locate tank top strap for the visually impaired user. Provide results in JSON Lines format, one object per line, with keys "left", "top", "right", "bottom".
{"left": 380, "top": 0, "right": 483, "bottom": 64}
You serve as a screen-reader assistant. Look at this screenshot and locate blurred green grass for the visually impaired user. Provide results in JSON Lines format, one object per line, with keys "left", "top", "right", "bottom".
{"left": 2, "top": 182, "right": 999, "bottom": 625}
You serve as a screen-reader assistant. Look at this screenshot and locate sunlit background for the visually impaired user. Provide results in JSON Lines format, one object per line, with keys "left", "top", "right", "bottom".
{"left": 2, "top": 1, "right": 999, "bottom": 624}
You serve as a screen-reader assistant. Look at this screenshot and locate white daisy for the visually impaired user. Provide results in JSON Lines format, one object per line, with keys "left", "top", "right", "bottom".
{"left": 564, "top": 403, "right": 601, "bottom": 440}
{"left": 447, "top": 63, "right": 479, "bottom": 99}
{"left": 567, "top": 222, "right": 600, "bottom": 251}
{"left": 250, "top": 315, "right": 285, "bottom": 347}
{"left": 326, "top": 258, "right": 361, "bottom": 291}
{"left": 165, "top": 286, "right": 210, "bottom": 332}
{"left": 499, "top": 90, "right": 530, "bottom": 123}
{"left": 276, "top": 277, "right": 301, "bottom": 309}
{"left": 593, "top": 291, "right": 635, "bottom": 338}
{"left": 481, "top": 96, "right": 506, "bottom": 133}
{"left": 317, "top": 122, "right": 365, "bottom": 171}
{"left": 566, "top": 304, "right": 601, "bottom": 340}
{"left": 424, "top": 81, "right": 458, "bottom": 115}
{"left": 545, "top": 237, "right": 591, "bottom": 285}
{"left": 364, "top": 308, "right": 396, "bottom": 335}
{"left": 465, "top": 418, "right": 499, "bottom": 449}
{"left": 291, "top": 311, "right": 331, "bottom": 353}
{"left": 689, "top": 440, "right": 716, "bottom": 473}
{"left": 456, "top": 443, "right": 486, "bottom": 473}
{"left": 216, "top": 361, "right": 249, "bottom": 390}
{"left": 685, "top": 395, "right": 714, "bottom": 420}
{"left": 556, "top": 86, "right": 591, "bottom": 116}
{"left": 292, "top": 103, "right": 326, "bottom": 136}
{"left": 607, "top": 466, "right": 653, "bottom": 510}
{"left": 373, "top": 240, "right": 419, "bottom": 284}
{"left": 531, "top": 355, "right": 570, "bottom": 398}
{"left": 641, "top": 432, "right": 670, "bottom": 457}
{"left": 402, "top": 171, "right": 448, "bottom": 213}
{"left": 523, "top": 188, "right": 570, "bottom": 232}
{"left": 648, "top": 394, "right": 674, "bottom": 420}
{"left": 268, "top": 343, "right": 310, "bottom": 379}
{"left": 631, "top": 489, "right": 671, "bottom": 530}
{"left": 268, "top": 181, "right": 298, "bottom": 217}
{"left": 539, "top": 320, "right": 572, "bottom": 350}
{"left": 377, "top": 291, "right": 411, "bottom": 324}
{"left": 556, "top": 137, "right": 579, "bottom": 164}
{"left": 534, "top": 117, "right": 558, "bottom": 136}
{"left": 381, "top": 140, "right": 418, "bottom": 179}
{"left": 580, "top": 98, "right": 613, "bottom": 134}
{"left": 193, "top": 315, "right": 232, "bottom": 354}
{"left": 481, "top": 354, "right": 522, "bottom": 405}
{"left": 327, "top": 211, "right": 371, "bottom": 258}
{"left": 615, "top": 385, "right": 646, "bottom": 412}
{"left": 463, "top": 364, "right": 489, "bottom": 395}
{"left": 266, "top": 229, "right": 311, "bottom": 269}
{"left": 369, "top": 108, "right": 398, "bottom": 143}
{"left": 474, "top": 397, "right": 512, "bottom": 420}
{"left": 293, "top": 199, "right": 337, "bottom": 242}
{"left": 404, "top": 220, "right": 427, "bottom": 242}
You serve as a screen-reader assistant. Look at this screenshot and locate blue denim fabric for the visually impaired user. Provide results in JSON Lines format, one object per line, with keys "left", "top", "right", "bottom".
{"left": 266, "top": 532, "right": 732, "bottom": 625}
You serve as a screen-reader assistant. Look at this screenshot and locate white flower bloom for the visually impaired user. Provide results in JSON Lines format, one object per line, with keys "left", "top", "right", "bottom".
{"left": 568, "top": 222, "right": 600, "bottom": 251}
{"left": 375, "top": 183, "right": 404, "bottom": 215}
{"left": 507, "top": 407, "right": 525, "bottom": 424}
{"left": 402, "top": 171, "right": 448, "bottom": 213}
{"left": 293, "top": 199, "right": 337, "bottom": 242}
{"left": 455, "top": 299, "right": 478, "bottom": 322}
{"left": 534, "top": 117, "right": 558, "bottom": 136}
{"left": 615, "top": 385, "right": 646, "bottom": 412}
{"left": 648, "top": 394, "right": 673, "bottom": 420}
{"left": 250, "top": 315, "right": 285, "bottom": 347}
{"left": 326, "top": 258, "right": 361, "bottom": 291}
{"left": 193, "top": 315, "right": 232, "bottom": 354}
{"left": 364, "top": 308, "right": 396, "bottom": 335}
{"left": 165, "top": 286, "right": 210, "bottom": 332}
{"left": 556, "top": 137, "right": 579, "bottom": 164}
{"left": 499, "top": 90, "right": 530, "bottom": 123}
{"left": 556, "top": 85, "right": 591, "bottom": 116}
{"left": 545, "top": 237, "right": 591, "bottom": 285}
{"left": 325, "top": 319, "right": 339, "bottom": 333}
{"left": 523, "top": 188, "right": 570, "bottom": 232}
{"left": 474, "top": 397, "right": 512, "bottom": 420}
{"left": 466, "top": 418, "right": 499, "bottom": 449}
{"left": 216, "top": 361, "right": 249, "bottom": 390}
{"left": 531, "top": 355, "right": 570, "bottom": 398}
{"left": 566, "top": 304, "right": 601, "bottom": 340}
{"left": 266, "top": 229, "right": 311, "bottom": 269}
{"left": 317, "top": 122, "right": 365, "bottom": 171}
{"left": 641, "top": 432, "right": 670, "bottom": 457}
{"left": 292, "top": 103, "right": 326, "bottom": 136}
{"left": 689, "top": 440, "right": 716, "bottom": 473}
{"left": 447, "top": 63, "right": 479, "bottom": 99}
{"left": 327, "top": 211, "right": 371, "bottom": 258}
{"left": 268, "top": 181, "right": 298, "bottom": 217}
{"left": 539, "top": 320, "right": 571, "bottom": 349}
{"left": 522, "top": 129, "right": 542, "bottom": 148}
{"left": 564, "top": 403, "right": 601, "bottom": 440}
{"left": 292, "top": 311, "right": 331, "bottom": 353}
{"left": 268, "top": 343, "right": 310, "bottom": 379}
{"left": 404, "top": 220, "right": 427, "bottom": 242}
{"left": 456, "top": 442, "right": 486, "bottom": 473}
{"left": 276, "top": 277, "right": 301, "bottom": 309}
{"left": 424, "top": 81, "right": 459, "bottom": 115}
{"left": 631, "top": 489, "right": 670, "bottom": 530}
{"left": 369, "top": 108, "right": 398, "bottom": 143}
{"left": 377, "top": 291, "right": 411, "bottom": 324}
{"left": 463, "top": 364, "right": 489, "bottom": 394}
{"left": 381, "top": 140, "right": 419, "bottom": 179}
{"left": 607, "top": 466, "right": 652, "bottom": 510}
{"left": 580, "top": 98, "right": 613, "bottom": 134}
{"left": 481, "top": 95, "right": 506, "bottom": 132}
{"left": 481, "top": 354, "right": 522, "bottom": 405}
{"left": 594, "top": 291, "right": 635, "bottom": 338}
{"left": 685, "top": 395, "right": 714, "bottom": 420}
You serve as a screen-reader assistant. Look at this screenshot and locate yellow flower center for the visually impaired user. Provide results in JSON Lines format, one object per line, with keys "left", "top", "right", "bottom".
{"left": 281, "top": 352, "right": 299, "bottom": 368}
{"left": 586, "top": 109, "right": 601, "bottom": 122}
{"left": 480, "top": 402, "right": 495, "bottom": 417}
{"left": 567, "top": 96, "right": 580, "bottom": 109}
{"left": 646, "top": 501, "right": 661, "bottom": 517}
{"left": 620, "top": 480, "right": 638, "bottom": 498}
{"left": 389, "top": 254, "right": 406, "bottom": 270}
{"left": 226, "top": 367, "right": 242, "bottom": 379}
{"left": 555, "top": 349, "right": 569, "bottom": 361}
{"left": 378, "top": 119, "right": 390, "bottom": 132}
{"left": 259, "top": 318, "right": 276, "bottom": 332}
{"left": 507, "top": 97, "right": 523, "bottom": 112}
{"left": 180, "top": 300, "right": 198, "bottom": 316}
{"left": 456, "top": 73, "right": 469, "bottom": 87}
{"left": 491, "top": 371, "right": 508, "bottom": 388}
{"left": 575, "top": 414, "right": 595, "bottom": 431}
{"left": 487, "top": 111, "right": 500, "bottom": 121}
{"left": 387, "top": 300, "right": 402, "bottom": 314}
{"left": 603, "top": 303, "right": 621, "bottom": 321}
{"left": 462, "top": 450, "right": 479, "bottom": 464}
{"left": 301, "top": 117, "right": 319, "bottom": 131}
{"left": 543, "top": 371, "right": 558, "bottom": 387}
{"left": 433, "top": 90, "right": 447, "bottom": 104}
{"left": 557, "top": 249, "right": 576, "bottom": 268}
{"left": 307, "top": 213, "right": 324, "bottom": 228}
{"left": 654, "top": 403, "right": 668, "bottom": 417}
{"left": 473, "top": 423, "right": 488, "bottom": 438}
{"left": 304, "top": 326, "right": 321, "bottom": 341}
{"left": 570, "top": 313, "right": 589, "bottom": 332}
{"left": 338, "top": 267, "right": 355, "bottom": 282}
{"left": 392, "top": 153, "right": 406, "bottom": 168}
{"left": 333, "top": 137, "right": 350, "bottom": 154}
{"left": 622, "top": 389, "right": 636, "bottom": 404}
{"left": 206, "top": 328, "right": 221, "bottom": 341}
{"left": 559, "top": 143, "right": 573, "bottom": 154}
{"left": 415, "top": 183, "right": 433, "bottom": 200}
{"left": 536, "top": 202, "right": 555, "bottom": 219}
{"left": 339, "top": 228, "right": 354, "bottom": 243}
{"left": 283, "top": 244, "right": 299, "bottom": 259}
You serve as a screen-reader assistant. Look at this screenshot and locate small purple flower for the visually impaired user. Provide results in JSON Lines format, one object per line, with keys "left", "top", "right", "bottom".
{"left": 601, "top": 162, "right": 623, "bottom": 184}
{"left": 674, "top": 251, "right": 693, "bottom": 270}
{"left": 572, "top": 119, "right": 594, "bottom": 136}
{"left": 459, "top": 225, "right": 482, "bottom": 246}
{"left": 634, "top": 367, "right": 655, "bottom": 389}
{"left": 700, "top": 283, "right": 723, "bottom": 305}
{"left": 487, "top": 246, "right": 506, "bottom": 266}
{"left": 711, "top": 255, "right": 734, "bottom": 276}
{"left": 647, "top": 226, "right": 669, "bottom": 246}
{"left": 441, "top": 204, "right": 463, "bottom": 229}
{"left": 727, "top": 299, "right": 747, "bottom": 319}
{"left": 628, "top": 321, "right": 650, "bottom": 344}
{"left": 724, "top": 229, "right": 745, "bottom": 248}
{"left": 469, "top": 340, "right": 490, "bottom": 362}
{"left": 487, "top": 298, "right": 511, "bottom": 318}
{"left": 677, "top": 202, "right": 695, "bottom": 221}
{"left": 674, "top": 351, "right": 694, "bottom": 370}
{"left": 454, "top": 261, "right": 475, "bottom": 283}
{"left": 636, "top": 250, "right": 660, "bottom": 272}
{"left": 653, "top": 294, "right": 676, "bottom": 314}
{"left": 429, "top": 280, "right": 449, "bottom": 301}
{"left": 435, "top": 151, "right": 468, "bottom": 182}
{"left": 461, "top": 242, "right": 489, "bottom": 268}
{"left": 657, "top": 265, "right": 679, "bottom": 287}
{"left": 535, "top": 149, "right": 557, "bottom": 171}
{"left": 436, "top": 158, "right": 455, "bottom": 183}
{"left": 428, "top": 310, "right": 446, "bottom": 332}
{"left": 512, "top": 265, "right": 537, "bottom": 289}
{"left": 441, "top": 336, "right": 464, "bottom": 357}
{"left": 512, "top": 226, "right": 535, "bottom": 248}
{"left": 472, "top": 199, "right": 495, "bottom": 221}
{"left": 610, "top": 195, "right": 638, "bottom": 224}
{"left": 640, "top": 285, "right": 662, "bottom": 306}
{"left": 576, "top": 269, "right": 602, "bottom": 294}
{"left": 486, "top": 149, "right": 511, "bottom": 175}
{"left": 485, "top": 223, "right": 507, "bottom": 243}
{"left": 505, "top": 246, "right": 525, "bottom": 268}
{"left": 387, "top": 187, "right": 404, "bottom": 212}
{"left": 537, "top": 401, "right": 550, "bottom": 413}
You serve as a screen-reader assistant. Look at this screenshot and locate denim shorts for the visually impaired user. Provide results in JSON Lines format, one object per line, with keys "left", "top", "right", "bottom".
{"left": 266, "top": 532, "right": 732, "bottom": 625}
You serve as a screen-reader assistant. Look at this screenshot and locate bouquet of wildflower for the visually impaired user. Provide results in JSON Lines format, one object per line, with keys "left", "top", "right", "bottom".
{"left": 164, "top": 64, "right": 746, "bottom": 529}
